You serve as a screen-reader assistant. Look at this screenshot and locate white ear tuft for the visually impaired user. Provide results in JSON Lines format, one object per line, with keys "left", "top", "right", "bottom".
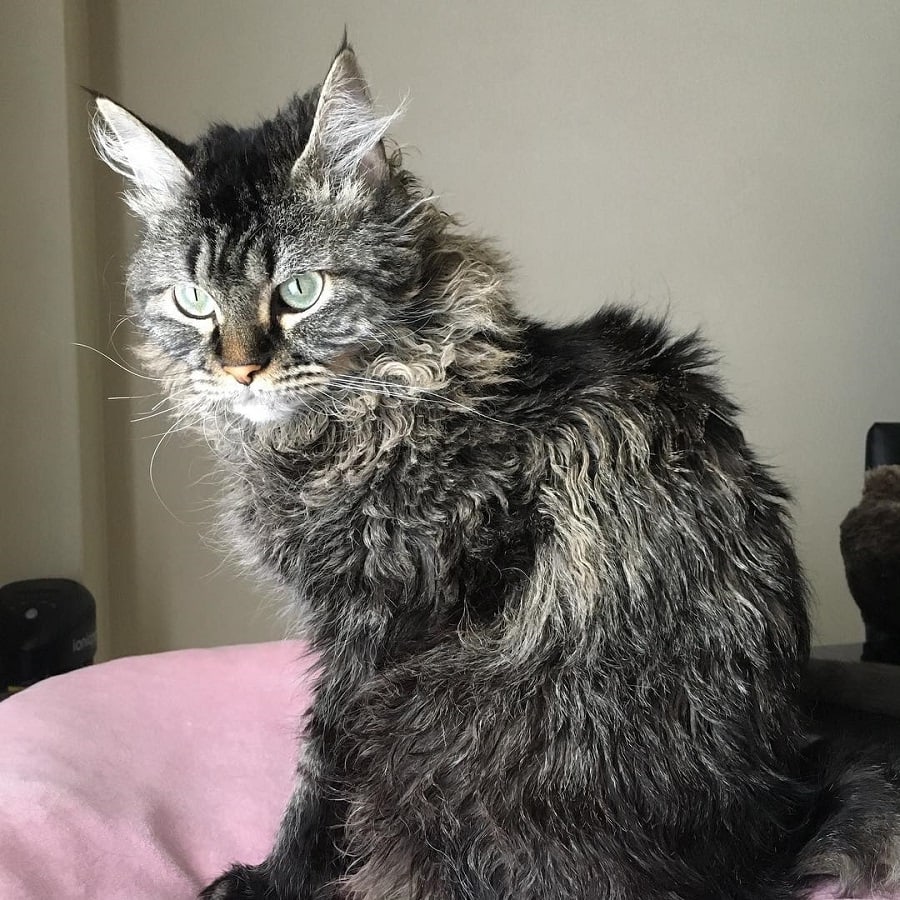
{"left": 92, "top": 97, "right": 191, "bottom": 215}
{"left": 292, "top": 49, "right": 403, "bottom": 188}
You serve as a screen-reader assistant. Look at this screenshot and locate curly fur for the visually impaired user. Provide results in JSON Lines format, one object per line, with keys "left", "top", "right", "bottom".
{"left": 92, "top": 41, "right": 900, "bottom": 900}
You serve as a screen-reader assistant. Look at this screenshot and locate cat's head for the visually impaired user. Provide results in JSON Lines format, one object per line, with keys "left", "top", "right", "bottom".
{"left": 93, "top": 43, "right": 514, "bottom": 429}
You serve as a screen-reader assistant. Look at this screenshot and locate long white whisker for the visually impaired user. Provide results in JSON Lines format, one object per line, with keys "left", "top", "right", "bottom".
{"left": 108, "top": 313, "right": 140, "bottom": 362}
{"left": 329, "top": 373, "right": 520, "bottom": 429}
{"left": 73, "top": 342, "right": 166, "bottom": 382}
{"left": 142, "top": 419, "right": 195, "bottom": 440}
{"left": 131, "top": 406, "right": 180, "bottom": 424}
{"left": 147, "top": 411, "right": 195, "bottom": 523}
{"left": 108, "top": 393, "right": 160, "bottom": 401}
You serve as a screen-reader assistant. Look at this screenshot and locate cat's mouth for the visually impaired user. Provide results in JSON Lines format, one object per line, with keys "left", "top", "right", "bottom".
{"left": 213, "top": 363, "right": 339, "bottom": 424}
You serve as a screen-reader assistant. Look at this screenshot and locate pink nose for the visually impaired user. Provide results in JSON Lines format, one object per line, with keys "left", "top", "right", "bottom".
{"left": 222, "top": 363, "right": 263, "bottom": 385}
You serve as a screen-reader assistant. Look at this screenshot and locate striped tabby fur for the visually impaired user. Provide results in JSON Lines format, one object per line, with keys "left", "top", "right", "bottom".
{"left": 93, "top": 39, "right": 900, "bottom": 900}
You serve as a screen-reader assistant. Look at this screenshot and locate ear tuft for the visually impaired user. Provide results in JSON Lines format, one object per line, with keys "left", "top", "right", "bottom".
{"left": 92, "top": 97, "right": 191, "bottom": 216}
{"left": 292, "top": 48, "right": 403, "bottom": 189}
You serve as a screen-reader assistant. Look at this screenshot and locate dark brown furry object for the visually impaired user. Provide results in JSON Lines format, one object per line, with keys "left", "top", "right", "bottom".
{"left": 840, "top": 465, "right": 900, "bottom": 642}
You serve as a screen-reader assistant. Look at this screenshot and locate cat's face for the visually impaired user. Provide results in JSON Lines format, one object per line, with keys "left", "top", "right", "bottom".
{"left": 94, "top": 46, "right": 423, "bottom": 426}
{"left": 126, "top": 173, "right": 418, "bottom": 425}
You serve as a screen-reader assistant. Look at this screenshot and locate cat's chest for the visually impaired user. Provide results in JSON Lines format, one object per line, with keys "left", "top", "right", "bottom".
{"left": 221, "top": 428, "right": 519, "bottom": 599}
{"left": 225, "top": 454, "right": 372, "bottom": 566}
{"left": 224, "top": 441, "right": 452, "bottom": 576}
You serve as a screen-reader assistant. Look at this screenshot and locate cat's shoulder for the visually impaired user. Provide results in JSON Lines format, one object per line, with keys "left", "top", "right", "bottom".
{"left": 521, "top": 304, "right": 715, "bottom": 387}
{"left": 515, "top": 305, "right": 742, "bottom": 443}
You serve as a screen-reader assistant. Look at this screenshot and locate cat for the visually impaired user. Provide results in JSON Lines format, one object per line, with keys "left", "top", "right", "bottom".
{"left": 92, "top": 39, "right": 900, "bottom": 900}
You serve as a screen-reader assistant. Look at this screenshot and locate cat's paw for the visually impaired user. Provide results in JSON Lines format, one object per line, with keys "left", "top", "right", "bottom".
{"left": 198, "top": 863, "right": 274, "bottom": 900}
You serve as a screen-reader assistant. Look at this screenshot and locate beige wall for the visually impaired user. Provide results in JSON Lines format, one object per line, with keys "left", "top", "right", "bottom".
{"left": 1, "top": 0, "right": 110, "bottom": 657}
{"left": 6, "top": 1, "right": 897, "bottom": 656}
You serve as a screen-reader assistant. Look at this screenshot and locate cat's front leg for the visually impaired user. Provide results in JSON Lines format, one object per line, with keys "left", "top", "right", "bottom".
{"left": 199, "top": 864, "right": 272, "bottom": 900}
{"left": 199, "top": 715, "right": 346, "bottom": 900}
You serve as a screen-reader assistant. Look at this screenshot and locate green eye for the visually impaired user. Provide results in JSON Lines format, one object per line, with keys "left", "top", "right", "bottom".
{"left": 276, "top": 272, "right": 324, "bottom": 312}
{"left": 173, "top": 284, "right": 216, "bottom": 319}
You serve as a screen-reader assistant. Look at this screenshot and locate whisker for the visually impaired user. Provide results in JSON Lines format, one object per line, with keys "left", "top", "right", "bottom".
{"left": 73, "top": 342, "right": 166, "bottom": 382}
{"left": 131, "top": 409, "right": 176, "bottom": 424}
{"left": 329, "top": 373, "right": 520, "bottom": 429}
{"left": 147, "top": 411, "right": 195, "bottom": 523}
{"left": 108, "top": 313, "right": 140, "bottom": 363}
{"left": 108, "top": 393, "right": 160, "bottom": 401}
{"left": 141, "top": 419, "right": 195, "bottom": 440}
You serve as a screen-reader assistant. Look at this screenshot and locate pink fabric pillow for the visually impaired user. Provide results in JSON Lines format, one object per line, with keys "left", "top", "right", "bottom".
{"left": 0, "top": 641, "right": 311, "bottom": 899}
{"left": 0, "top": 640, "right": 885, "bottom": 899}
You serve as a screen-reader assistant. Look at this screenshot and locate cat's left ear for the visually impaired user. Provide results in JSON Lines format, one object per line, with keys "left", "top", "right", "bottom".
{"left": 292, "top": 46, "right": 399, "bottom": 189}
{"left": 92, "top": 97, "right": 192, "bottom": 216}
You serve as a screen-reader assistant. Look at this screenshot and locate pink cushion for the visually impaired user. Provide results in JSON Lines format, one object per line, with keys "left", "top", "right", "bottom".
{"left": 0, "top": 640, "right": 885, "bottom": 899}
{"left": 0, "top": 641, "right": 311, "bottom": 898}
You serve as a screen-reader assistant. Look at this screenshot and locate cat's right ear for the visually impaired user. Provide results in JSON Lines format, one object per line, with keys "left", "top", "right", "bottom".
{"left": 91, "top": 97, "right": 191, "bottom": 216}
{"left": 291, "top": 45, "right": 401, "bottom": 191}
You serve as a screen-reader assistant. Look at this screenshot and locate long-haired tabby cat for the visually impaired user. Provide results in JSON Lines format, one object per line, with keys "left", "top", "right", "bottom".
{"left": 92, "top": 39, "right": 900, "bottom": 900}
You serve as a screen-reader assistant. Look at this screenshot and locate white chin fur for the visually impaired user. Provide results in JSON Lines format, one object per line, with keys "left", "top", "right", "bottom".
{"left": 232, "top": 396, "right": 294, "bottom": 424}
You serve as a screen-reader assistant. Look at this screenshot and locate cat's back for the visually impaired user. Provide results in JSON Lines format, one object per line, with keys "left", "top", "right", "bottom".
{"left": 516, "top": 305, "right": 743, "bottom": 458}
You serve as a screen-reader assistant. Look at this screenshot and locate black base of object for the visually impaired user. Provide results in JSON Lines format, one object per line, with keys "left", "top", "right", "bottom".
{"left": 861, "top": 625, "right": 900, "bottom": 665}
{"left": 866, "top": 422, "right": 900, "bottom": 470}
{"left": 0, "top": 578, "right": 97, "bottom": 694}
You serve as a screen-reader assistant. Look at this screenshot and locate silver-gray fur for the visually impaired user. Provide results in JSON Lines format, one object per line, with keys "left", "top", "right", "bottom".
{"left": 92, "top": 40, "right": 900, "bottom": 900}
